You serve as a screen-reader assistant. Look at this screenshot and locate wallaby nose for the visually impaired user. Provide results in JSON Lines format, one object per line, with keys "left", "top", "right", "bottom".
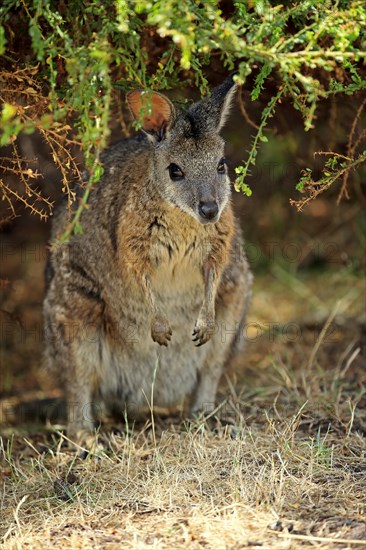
{"left": 199, "top": 201, "right": 219, "bottom": 220}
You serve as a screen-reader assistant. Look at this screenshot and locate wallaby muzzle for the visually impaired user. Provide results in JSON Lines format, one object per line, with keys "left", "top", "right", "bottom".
{"left": 198, "top": 200, "right": 219, "bottom": 223}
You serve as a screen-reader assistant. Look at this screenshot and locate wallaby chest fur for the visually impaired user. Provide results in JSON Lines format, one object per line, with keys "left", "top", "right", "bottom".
{"left": 43, "top": 77, "right": 252, "bottom": 439}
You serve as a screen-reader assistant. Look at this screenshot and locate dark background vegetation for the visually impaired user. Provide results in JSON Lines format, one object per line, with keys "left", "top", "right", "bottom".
{"left": 0, "top": 0, "right": 365, "bottom": 416}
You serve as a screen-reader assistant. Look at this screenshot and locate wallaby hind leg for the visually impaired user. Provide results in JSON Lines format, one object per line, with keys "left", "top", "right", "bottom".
{"left": 44, "top": 301, "right": 102, "bottom": 446}
{"left": 190, "top": 262, "right": 251, "bottom": 416}
{"left": 62, "top": 345, "right": 105, "bottom": 451}
{"left": 190, "top": 361, "right": 224, "bottom": 415}
{"left": 65, "top": 375, "right": 95, "bottom": 444}
{"left": 63, "top": 328, "right": 105, "bottom": 445}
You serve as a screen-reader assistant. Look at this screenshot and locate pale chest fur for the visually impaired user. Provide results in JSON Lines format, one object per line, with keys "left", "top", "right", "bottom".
{"left": 147, "top": 214, "right": 211, "bottom": 301}
{"left": 150, "top": 238, "right": 204, "bottom": 297}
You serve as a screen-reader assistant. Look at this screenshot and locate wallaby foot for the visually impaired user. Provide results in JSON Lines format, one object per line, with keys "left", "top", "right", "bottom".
{"left": 66, "top": 427, "right": 101, "bottom": 452}
{"left": 151, "top": 314, "right": 172, "bottom": 346}
{"left": 67, "top": 418, "right": 97, "bottom": 450}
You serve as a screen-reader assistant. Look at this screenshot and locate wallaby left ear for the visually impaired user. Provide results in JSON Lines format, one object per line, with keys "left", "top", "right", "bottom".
{"left": 127, "top": 90, "right": 175, "bottom": 141}
{"left": 187, "top": 75, "right": 238, "bottom": 134}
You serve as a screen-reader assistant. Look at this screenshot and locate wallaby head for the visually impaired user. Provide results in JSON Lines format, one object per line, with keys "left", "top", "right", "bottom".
{"left": 127, "top": 76, "right": 237, "bottom": 225}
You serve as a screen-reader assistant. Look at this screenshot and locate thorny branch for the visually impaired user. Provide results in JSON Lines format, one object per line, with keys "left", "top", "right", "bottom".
{"left": 291, "top": 97, "right": 366, "bottom": 211}
{"left": 0, "top": 68, "right": 82, "bottom": 222}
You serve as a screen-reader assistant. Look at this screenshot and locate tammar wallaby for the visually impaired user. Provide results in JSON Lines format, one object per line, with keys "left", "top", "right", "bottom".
{"left": 43, "top": 75, "right": 252, "bottom": 442}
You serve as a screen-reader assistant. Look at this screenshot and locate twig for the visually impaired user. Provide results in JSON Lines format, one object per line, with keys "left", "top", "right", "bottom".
{"left": 277, "top": 532, "right": 366, "bottom": 545}
{"left": 291, "top": 152, "right": 366, "bottom": 211}
{"left": 307, "top": 302, "right": 340, "bottom": 371}
{"left": 238, "top": 88, "right": 259, "bottom": 130}
{"left": 338, "top": 98, "right": 366, "bottom": 203}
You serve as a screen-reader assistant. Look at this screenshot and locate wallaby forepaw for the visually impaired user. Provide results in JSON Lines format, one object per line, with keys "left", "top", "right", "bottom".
{"left": 192, "top": 318, "right": 215, "bottom": 346}
{"left": 151, "top": 315, "right": 172, "bottom": 346}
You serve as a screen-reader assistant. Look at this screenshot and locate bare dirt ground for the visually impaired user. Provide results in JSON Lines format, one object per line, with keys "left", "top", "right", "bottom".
{"left": 0, "top": 206, "right": 365, "bottom": 549}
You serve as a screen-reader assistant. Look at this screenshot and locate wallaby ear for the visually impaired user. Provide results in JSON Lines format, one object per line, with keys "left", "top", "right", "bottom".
{"left": 127, "top": 91, "right": 175, "bottom": 141}
{"left": 186, "top": 75, "right": 237, "bottom": 135}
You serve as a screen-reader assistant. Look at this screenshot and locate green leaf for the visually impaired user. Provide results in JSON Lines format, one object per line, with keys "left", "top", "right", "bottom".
{"left": 0, "top": 25, "right": 6, "bottom": 55}
{"left": 1, "top": 103, "right": 17, "bottom": 123}
{"left": 242, "top": 184, "right": 252, "bottom": 197}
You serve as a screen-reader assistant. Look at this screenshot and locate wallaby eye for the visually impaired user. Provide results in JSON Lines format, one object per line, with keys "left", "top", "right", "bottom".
{"left": 168, "top": 163, "right": 184, "bottom": 182}
{"left": 217, "top": 158, "right": 227, "bottom": 174}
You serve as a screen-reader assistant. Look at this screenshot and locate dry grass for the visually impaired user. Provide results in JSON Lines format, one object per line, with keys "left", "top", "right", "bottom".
{"left": 1, "top": 409, "right": 365, "bottom": 549}
{"left": 1, "top": 270, "right": 365, "bottom": 549}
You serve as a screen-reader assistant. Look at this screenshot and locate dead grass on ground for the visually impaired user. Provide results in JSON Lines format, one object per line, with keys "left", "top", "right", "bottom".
{"left": 0, "top": 271, "right": 365, "bottom": 549}
{"left": 0, "top": 403, "right": 365, "bottom": 549}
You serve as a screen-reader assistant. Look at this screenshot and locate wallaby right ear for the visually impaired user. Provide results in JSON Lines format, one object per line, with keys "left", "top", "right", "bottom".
{"left": 127, "top": 91, "right": 175, "bottom": 142}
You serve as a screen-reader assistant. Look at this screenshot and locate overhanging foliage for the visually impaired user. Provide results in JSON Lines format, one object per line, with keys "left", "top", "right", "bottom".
{"left": 0, "top": 0, "right": 365, "bottom": 230}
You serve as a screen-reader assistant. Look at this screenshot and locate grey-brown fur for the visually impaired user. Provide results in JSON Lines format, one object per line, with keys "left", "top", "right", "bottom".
{"left": 43, "top": 76, "right": 252, "bottom": 441}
